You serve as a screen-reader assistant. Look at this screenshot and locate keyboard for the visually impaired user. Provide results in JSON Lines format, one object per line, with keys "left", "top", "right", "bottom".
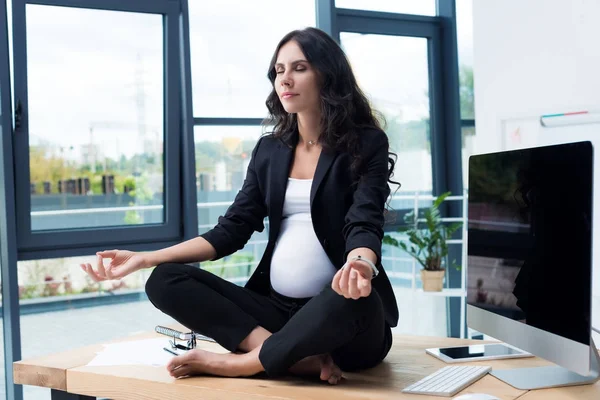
{"left": 402, "top": 365, "right": 492, "bottom": 397}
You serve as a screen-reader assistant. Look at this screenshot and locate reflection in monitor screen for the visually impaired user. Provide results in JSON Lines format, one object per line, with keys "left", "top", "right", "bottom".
{"left": 467, "top": 142, "right": 592, "bottom": 346}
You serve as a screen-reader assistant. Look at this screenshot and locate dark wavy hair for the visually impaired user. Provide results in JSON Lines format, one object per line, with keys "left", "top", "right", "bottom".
{"left": 264, "top": 27, "right": 398, "bottom": 186}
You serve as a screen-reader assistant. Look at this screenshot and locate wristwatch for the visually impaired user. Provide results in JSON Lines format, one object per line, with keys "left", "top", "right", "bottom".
{"left": 350, "top": 255, "right": 379, "bottom": 278}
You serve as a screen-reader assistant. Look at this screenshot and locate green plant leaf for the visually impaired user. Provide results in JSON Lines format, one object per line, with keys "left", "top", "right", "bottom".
{"left": 383, "top": 235, "right": 399, "bottom": 247}
{"left": 447, "top": 222, "right": 463, "bottom": 236}
{"left": 433, "top": 191, "right": 451, "bottom": 208}
{"left": 383, "top": 191, "right": 463, "bottom": 271}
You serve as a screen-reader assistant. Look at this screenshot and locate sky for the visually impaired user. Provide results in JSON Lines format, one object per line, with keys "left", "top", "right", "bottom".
{"left": 7, "top": 0, "right": 474, "bottom": 162}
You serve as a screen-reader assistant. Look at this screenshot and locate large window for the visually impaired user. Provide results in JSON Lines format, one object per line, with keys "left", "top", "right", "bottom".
{"left": 17, "top": 256, "right": 175, "bottom": 400}
{"left": 0, "top": 2, "right": 470, "bottom": 399}
{"left": 11, "top": 0, "right": 182, "bottom": 255}
{"left": 2, "top": 1, "right": 185, "bottom": 399}
{"left": 188, "top": 0, "right": 315, "bottom": 118}
{"left": 189, "top": 1, "right": 315, "bottom": 283}
{"left": 341, "top": 33, "right": 433, "bottom": 194}
{"left": 335, "top": 4, "right": 465, "bottom": 339}
{"left": 194, "top": 125, "right": 268, "bottom": 283}
{"left": 26, "top": 6, "right": 164, "bottom": 230}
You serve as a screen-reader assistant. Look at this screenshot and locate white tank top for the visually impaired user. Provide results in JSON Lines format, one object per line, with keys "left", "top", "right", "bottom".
{"left": 270, "top": 178, "right": 337, "bottom": 298}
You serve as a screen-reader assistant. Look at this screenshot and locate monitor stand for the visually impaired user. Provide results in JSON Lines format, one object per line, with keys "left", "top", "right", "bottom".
{"left": 491, "top": 338, "right": 600, "bottom": 390}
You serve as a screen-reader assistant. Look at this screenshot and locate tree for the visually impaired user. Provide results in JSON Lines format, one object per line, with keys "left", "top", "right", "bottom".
{"left": 29, "top": 145, "right": 78, "bottom": 193}
{"left": 386, "top": 117, "right": 430, "bottom": 152}
{"left": 123, "top": 175, "right": 155, "bottom": 224}
{"left": 195, "top": 141, "right": 222, "bottom": 173}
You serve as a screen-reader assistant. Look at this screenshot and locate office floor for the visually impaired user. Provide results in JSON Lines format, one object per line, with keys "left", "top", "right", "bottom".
{"left": 1, "top": 290, "right": 597, "bottom": 399}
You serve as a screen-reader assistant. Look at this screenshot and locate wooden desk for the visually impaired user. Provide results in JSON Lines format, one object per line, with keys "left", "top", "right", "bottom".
{"left": 13, "top": 333, "right": 600, "bottom": 400}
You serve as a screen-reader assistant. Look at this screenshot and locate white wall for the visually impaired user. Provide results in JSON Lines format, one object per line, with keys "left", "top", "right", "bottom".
{"left": 473, "top": 0, "right": 599, "bottom": 154}
{"left": 472, "top": 0, "right": 600, "bottom": 340}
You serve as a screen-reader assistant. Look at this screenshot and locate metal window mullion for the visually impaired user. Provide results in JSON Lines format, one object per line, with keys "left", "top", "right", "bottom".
{"left": 437, "top": 0, "right": 464, "bottom": 339}
{"left": 1, "top": 2, "right": 23, "bottom": 400}
{"left": 315, "top": 0, "right": 336, "bottom": 40}
{"left": 336, "top": 7, "right": 439, "bottom": 24}
{"left": 164, "top": 2, "right": 182, "bottom": 234}
{"left": 179, "top": 0, "right": 198, "bottom": 240}
{"left": 25, "top": 0, "right": 171, "bottom": 14}
{"left": 193, "top": 117, "right": 264, "bottom": 126}
{"left": 18, "top": 239, "right": 180, "bottom": 261}
{"left": 12, "top": 0, "right": 33, "bottom": 248}
{"left": 337, "top": 14, "right": 438, "bottom": 37}
{"left": 429, "top": 29, "right": 446, "bottom": 196}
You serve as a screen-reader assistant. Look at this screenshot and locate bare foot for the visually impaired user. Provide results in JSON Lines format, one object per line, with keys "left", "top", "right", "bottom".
{"left": 166, "top": 348, "right": 262, "bottom": 378}
{"left": 289, "top": 354, "right": 342, "bottom": 384}
{"left": 166, "top": 348, "right": 342, "bottom": 384}
{"left": 319, "top": 354, "right": 343, "bottom": 385}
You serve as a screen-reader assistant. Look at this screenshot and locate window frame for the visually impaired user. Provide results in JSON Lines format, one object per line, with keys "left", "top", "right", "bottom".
{"left": 0, "top": 2, "right": 22, "bottom": 399}
{"left": 11, "top": 0, "right": 184, "bottom": 257}
{"left": 329, "top": 1, "right": 464, "bottom": 339}
{"left": 334, "top": 7, "right": 451, "bottom": 220}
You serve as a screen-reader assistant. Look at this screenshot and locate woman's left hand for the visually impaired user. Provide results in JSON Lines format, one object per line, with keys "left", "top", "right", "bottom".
{"left": 331, "top": 259, "right": 373, "bottom": 299}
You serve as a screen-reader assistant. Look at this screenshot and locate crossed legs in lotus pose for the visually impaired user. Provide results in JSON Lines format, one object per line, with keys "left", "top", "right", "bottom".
{"left": 145, "top": 263, "right": 391, "bottom": 384}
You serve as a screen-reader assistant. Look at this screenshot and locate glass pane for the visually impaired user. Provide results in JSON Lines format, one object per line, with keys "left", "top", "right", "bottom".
{"left": 341, "top": 34, "right": 444, "bottom": 336}
{"left": 457, "top": 0, "right": 475, "bottom": 119}
{"left": 188, "top": 1, "right": 315, "bottom": 117}
{"left": 18, "top": 256, "right": 176, "bottom": 399}
{"left": 336, "top": 0, "right": 436, "bottom": 16}
{"left": 340, "top": 33, "right": 432, "bottom": 195}
{"left": 26, "top": 5, "right": 164, "bottom": 231}
{"left": 195, "top": 125, "right": 268, "bottom": 284}
{"left": 462, "top": 125, "right": 475, "bottom": 189}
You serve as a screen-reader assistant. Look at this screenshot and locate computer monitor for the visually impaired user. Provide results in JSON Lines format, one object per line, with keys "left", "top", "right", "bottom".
{"left": 466, "top": 141, "right": 600, "bottom": 389}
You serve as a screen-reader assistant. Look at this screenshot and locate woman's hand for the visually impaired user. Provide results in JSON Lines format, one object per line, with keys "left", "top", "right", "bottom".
{"left": 331, "top": 259, "right": 373, "bottom": 299}
{"left": 80, "top": 250, "right": 149, "bottom": 281}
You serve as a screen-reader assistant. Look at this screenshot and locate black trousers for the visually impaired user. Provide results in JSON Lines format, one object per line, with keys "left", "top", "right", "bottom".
{"left": 145, "top": 263, "right": 392, "bottom": 377}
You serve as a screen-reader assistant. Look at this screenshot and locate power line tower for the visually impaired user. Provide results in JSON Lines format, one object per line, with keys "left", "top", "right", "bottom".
{"left": 135, "top": 53, "right": 148, "bottom": 160}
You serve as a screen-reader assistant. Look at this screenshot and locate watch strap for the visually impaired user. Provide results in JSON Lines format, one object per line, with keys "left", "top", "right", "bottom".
{"left": 350, "top": 255, "right": 379, "bottom": 278}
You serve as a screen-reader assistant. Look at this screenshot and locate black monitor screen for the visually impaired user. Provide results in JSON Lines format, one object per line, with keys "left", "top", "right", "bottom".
{"left": 467, "top": 141, "right": 593, "bottom": 346}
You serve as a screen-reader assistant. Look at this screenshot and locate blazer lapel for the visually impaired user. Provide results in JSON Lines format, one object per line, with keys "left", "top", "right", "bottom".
{"left": 269, "top": 140, "right": 294, "bottom": 240}
{"left": 310, "top": 148, "right": 337, "bottom": 207}
{"left": 268, "top": 133, "right": 337, "bottom": 239}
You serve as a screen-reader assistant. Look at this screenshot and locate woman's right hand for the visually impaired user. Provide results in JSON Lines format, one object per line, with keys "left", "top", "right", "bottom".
{"left": 80, "top": 250, "right": 150, "bottom": 281}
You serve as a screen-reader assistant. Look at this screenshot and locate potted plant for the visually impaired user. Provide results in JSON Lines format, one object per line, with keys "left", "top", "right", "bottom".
{"left": 383, "top": 191, "right": 462, "bottom": 292}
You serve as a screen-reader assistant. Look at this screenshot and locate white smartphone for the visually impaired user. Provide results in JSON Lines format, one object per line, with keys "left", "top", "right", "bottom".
{"left": 426, "top": 343, "right": 533, "bottom": 363}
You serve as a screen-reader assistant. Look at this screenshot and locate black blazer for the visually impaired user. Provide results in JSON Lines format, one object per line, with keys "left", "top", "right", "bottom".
{"left": 201, "top": 128, "right": 399, "bottom": 327}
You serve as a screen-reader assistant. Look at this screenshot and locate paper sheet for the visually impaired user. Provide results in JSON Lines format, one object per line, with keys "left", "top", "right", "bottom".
{"left": 86, "top": 338, "right": 185, "bottom": 367}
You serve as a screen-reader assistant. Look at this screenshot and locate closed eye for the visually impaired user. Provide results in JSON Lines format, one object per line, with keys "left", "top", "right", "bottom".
{"left": 275, "top": 65, "right": 307, "bottom": 74}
